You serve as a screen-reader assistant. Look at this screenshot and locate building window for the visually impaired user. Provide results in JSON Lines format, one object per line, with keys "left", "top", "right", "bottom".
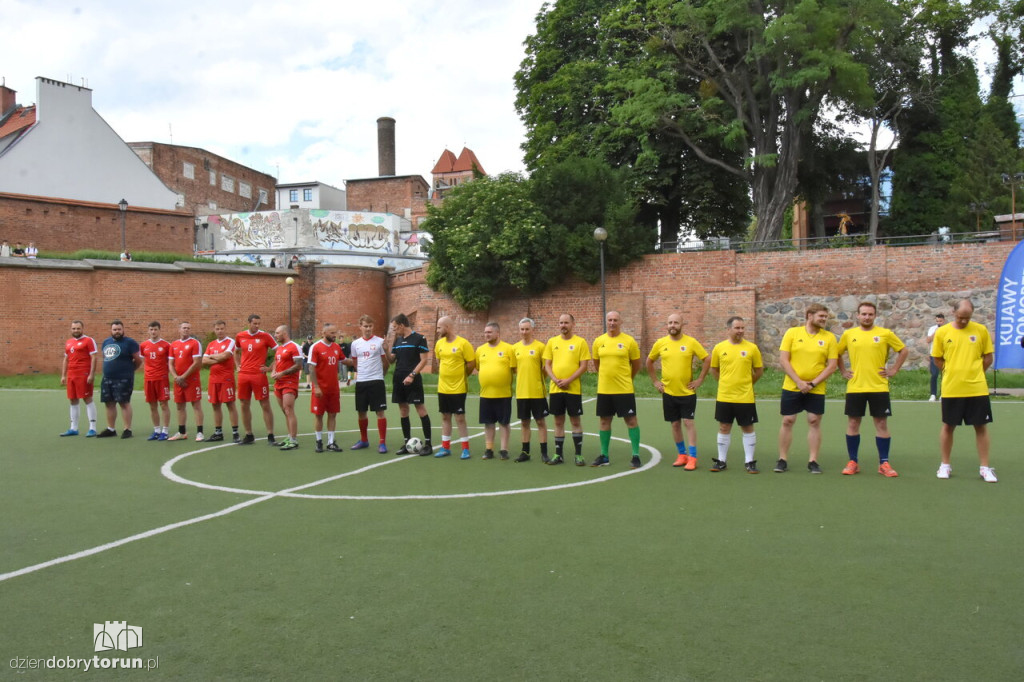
{"left": 258, "top": 188, "right": 268, "bottom": 206}
{"left": 221, "top": 175, "right": 234, "bottom": 193}
{"left": 175, "top": 193, "right": 185, "bottom": 207}
{"left": 239, "top": 182, "right": 251, "bottom": 199}
{"left": 303, "top": 188, "right": 313, "bottom": 202}
{"left": 208, "top": 201, "right": 217, "bottom": 210}
{"left": 183, "top": 162, "right": 195, "bottom": 179}
{"left": 289, "top": 189, "right": 299, "bottom": 202}
{"left": 210, "top": 170, "right": 216, "bottom": 185}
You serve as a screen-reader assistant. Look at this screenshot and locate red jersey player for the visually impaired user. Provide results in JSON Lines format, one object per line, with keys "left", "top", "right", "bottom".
{"left": 271, "top": 324, "right": 304, "bottom": 450}
{"left": 140, "top": 321, "right": 173, "bottom": 441}
{"left": 202, "top": 320, "right": 240, "bottom": 443}
{"left": 308, "top": 322, "right": 344, "bottom": 452}
{"left": 60, "top": 320, "right": 99, "bottom": 437}
{"left": 235, "top": 314, "right": 277, "bottom": 445}
{"left": 168, "top": 321, "right": 205, "bottom": 441}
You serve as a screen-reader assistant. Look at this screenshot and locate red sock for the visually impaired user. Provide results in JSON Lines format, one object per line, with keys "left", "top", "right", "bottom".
{"left": 377, "top": 418, "right": 387, "bottom": 444}
{"left": 442, "top": 436, "right": 451, "bottom": 449}
{"left": 358, "top": 417, "right": 368, "bottom": 441}
{"left": 461, "top": 439, "right": 470, "bottom": 451}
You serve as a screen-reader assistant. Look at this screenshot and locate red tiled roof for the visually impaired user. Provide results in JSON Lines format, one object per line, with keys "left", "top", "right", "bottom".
{"left": 431, "top": 149, "right": 457, "bottom": 174}
{"left": 452, "top": 147, "right": 485, "bottom": 175}
{"left": 0, "top": 105, "right": 36, "bottom": 141}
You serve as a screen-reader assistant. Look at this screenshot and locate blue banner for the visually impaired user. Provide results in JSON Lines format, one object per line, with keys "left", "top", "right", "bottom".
{"left": 995, "top": 240, "right": 1024, "bottom": 369}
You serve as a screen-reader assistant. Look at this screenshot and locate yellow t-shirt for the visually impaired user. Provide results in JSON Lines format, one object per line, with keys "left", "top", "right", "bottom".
{"left": 931, "top": 321, "right": 994, "bottom": 398}
{"left": 592, "top": 332, "right": 640, "bottom": 394}
{"left": 475, "top": 341, "right": 516, "bottom": 399}
{"left": 543, "top": 334, "right": 591, "bottom": 395}
{"left": 837, "top": 325, "right": 905, "bottom": 393}
{"left": 512, "top": 340, "right": 547, "bottom": 400}
{"left": 779, "top": 326, "right": 838, "bottom": 394}
{"left": 647, "top": 334, "right": 708, "bottom": 397}
{"left": 434, "top": 336, "right": 475, "bottom": 394}
{"left": 711, "top": 339, "right": 762, "bottom": 403}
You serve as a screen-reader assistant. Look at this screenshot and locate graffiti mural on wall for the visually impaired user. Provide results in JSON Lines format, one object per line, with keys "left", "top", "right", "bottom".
{"left": 210, "top": 212, "right": 285, "bottom": 249}
{"left": 313, "top": 211, "right": 398, "bottom": 253}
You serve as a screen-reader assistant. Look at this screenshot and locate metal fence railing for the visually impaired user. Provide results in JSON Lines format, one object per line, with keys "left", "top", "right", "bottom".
{"left": 658, "top": 229, "right": 1012, "bottom": 254}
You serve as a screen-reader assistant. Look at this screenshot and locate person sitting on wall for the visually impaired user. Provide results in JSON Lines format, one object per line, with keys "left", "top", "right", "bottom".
{"left": 25, "top": 241, "right": 38, "bottom": 259}
{"left": 120, "top": 251, "right": 132, "bottom": 262}
{"left": 0, "top": 240, "right": 10, "bottom": 257}
{"left": 12, "top": 242, "right": 25, "bottom": 257}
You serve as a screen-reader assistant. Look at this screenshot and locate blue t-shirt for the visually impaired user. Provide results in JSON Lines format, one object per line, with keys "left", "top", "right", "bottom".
{"left": 102, "top": 336, "right": 140, "bottom": 381}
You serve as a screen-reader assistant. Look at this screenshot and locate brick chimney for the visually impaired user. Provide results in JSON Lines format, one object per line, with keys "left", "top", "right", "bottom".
{"left": 377, "top": 116, "right": 395, "bottom": 176}
{"left": 1, "top": 85, "right": 16, "bottom": 116}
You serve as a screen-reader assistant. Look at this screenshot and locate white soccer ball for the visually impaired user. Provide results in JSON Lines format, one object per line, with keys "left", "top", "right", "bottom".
{"left": 405, "top": 437, "right": 423, "bottom": 454}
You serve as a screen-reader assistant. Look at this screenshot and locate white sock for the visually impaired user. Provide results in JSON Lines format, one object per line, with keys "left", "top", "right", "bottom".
{"left": 86, "top": 402, "right": 97, "bottom": 428}
{"left": 716, "top": 433, "right": 731, "bottom": 461}
{"left": 69, "top": 404, "right": 80, "bottom": 430}
{"left": 742, "top": 432, "right": 757, "bottom": 463}
{"left": 327, "top": 432, "right": 335, "bottom": 445}
{"left": 315, "top": 431, "right": 323, "bottom": 441}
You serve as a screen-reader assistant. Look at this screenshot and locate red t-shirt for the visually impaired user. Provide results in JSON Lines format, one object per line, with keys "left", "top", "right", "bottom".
{"left": 64, "top": 335, "right": 97, "bottom": 377}
{"left": 205, "top": 337, "right": 236, "bottom": 383}
{"left": 171, "top": 337, "right": 204, "bottom": 377}
{"left": 274, "top": 341, "right": 304, "bottom": 390}
{"left": 140, "top": 339, "right": 172, "bottom": 380}
{"left": 235, "top": 330, "right": 276, "bottom": 375}
{"left": 307, "top": 340, "right": 344, "bottom": 392}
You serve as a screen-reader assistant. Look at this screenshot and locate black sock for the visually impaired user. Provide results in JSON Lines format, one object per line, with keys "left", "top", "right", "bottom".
{"left": 573, "top": 433, "right": 583, "bottom": 454}
{"left": 178, "top": 425, "right": 186, "bottom": 435}
{"left": 522, "top": 441, "right": 531, "bottom": 454}
{"left": 401, "top": 416, "right": 411, "bottom": 440}
{"left": 555, "top": 436, "right": 565, "bottom": 456}
{"left": 421, "top": 415, "right": 432, "bottom": 441}
{"left": 540, "top": 442, "right": 548, "bottom": 456}
{"left": 197, "top": 426, "right": 204, "bottom": 434}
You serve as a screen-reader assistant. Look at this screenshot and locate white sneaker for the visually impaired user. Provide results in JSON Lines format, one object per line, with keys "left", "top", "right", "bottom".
{"left": 167, "top": 432, "right": 188, "bottom": 441}
{"left": 937, "top": 463, "right": 952, "bottom": 479}
{"left": 928, "top": 395, "right": 937, "bottom": 402}
{"left": 980, "top": 466, "right": 998, "bottom": 483}
{"left": 195, "top": 432, "right": 205, "bottom": 442}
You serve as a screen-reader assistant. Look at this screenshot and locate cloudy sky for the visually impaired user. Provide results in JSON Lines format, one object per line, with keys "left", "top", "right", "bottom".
{"left": 1, "top": 0, "right": 549, "bottom": 188}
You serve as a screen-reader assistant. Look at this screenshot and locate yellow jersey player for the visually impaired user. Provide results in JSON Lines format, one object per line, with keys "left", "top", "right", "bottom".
{"left": 434, "top": 316, "right": 476, "bottom": 459}
{"left": 512, "top": 318, "right": 550, "bottom": 463}
{"left": 710, "top": 316, "right": 764, "bottom": 473}
{"left": 475, "top": 322, "right": 516, "bottom": 460}
{"left": 543, "top": 313, "right": 591, "bottom": 465}
{"left": 836, "top": 302, "right": 908, "bottom": 477}
{"left": 591, "top": 310, "right": 643, "bottom": 469}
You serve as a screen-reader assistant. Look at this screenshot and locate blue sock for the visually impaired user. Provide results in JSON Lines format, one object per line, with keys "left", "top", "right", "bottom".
{"left": 688, "top": 445, "right": 697, "bottom": 458}
{"left": 676, "top": 440, "right": 686, "bottom": 454}
{"left": 876, "top": 436, "right": 891, "bottom": 463}
{"left": 846, "top": 434, "right": 860, "bottom": 462}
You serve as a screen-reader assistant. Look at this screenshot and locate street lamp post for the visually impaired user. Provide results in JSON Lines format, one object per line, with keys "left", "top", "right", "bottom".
{"left": 285, "top": 276, "right": 295, "bottom": 333}
{"left": 1001, "top": 173, "right": 1024, "bottom": 240}
{"left": 593, "top": 227, "right": 608, "bottom": 332}
{"left": 118, "top": 198, "right": 128, "bottom": 254}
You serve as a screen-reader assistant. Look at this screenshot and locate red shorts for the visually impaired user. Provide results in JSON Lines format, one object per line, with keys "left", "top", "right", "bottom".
{"left": 66, "top": 375, "right": 93, "bottom": 400}
{"left": 208, "top": 380, "right": 236, "bottom": 405}
{"left": 174, "top": 377, "right": 202, "bottom": 404}
{"left": 238, "top": 373, "right": 269, "bottom": 401}
{"left": 145, "top": 379, "right": 170, "bottom": 403}
{"left": 275, "top": 383, "right": 299, "bottom": 399}
{"left": 311, "top": 390, "right": 341, "bottom": 415}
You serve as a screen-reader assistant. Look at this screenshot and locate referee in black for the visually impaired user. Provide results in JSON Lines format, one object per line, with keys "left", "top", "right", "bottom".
{"left": 388, "top": 314, "right": 433, "bottom": 455}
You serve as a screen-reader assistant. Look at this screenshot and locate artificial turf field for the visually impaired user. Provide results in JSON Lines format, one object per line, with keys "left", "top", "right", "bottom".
{"left": 1, "top": 389, "right": 1022, "bottom": 681}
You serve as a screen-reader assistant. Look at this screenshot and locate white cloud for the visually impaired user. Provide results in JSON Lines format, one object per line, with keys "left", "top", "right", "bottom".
{"left": 2, "top": 0, "right": 547, "bottom": 187}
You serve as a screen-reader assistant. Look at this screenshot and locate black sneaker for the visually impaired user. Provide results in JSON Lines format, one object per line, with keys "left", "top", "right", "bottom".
{"left": 808, "top": 460, "right": 823, "bottom": 474}
{"left": 745, "top": 461, "right": 760, "bottom": 474}
{"left": 590, "top": 455, "right": 610, "bottom": 467}
{"left": 232, "top": 433, "right": 241, "bottom": 444}
{"left": 120, "top": 429, "right": 133, "bottom": 439}
{"left": 207, "top": 432, "right": 224, "bottom": 442}
{"left": 396, "top": 445, "right": 410, "bottom": 455}
{"left": 482, "top": 449, "right": 495, "bottom": 460}
{"left": 420, "top": 442, "right": 433, "bottom": 456}
{"left": 96, "top": 428, "right": 117, "bottom": 438}
{"left": 630, "top": 455, "right": 642, "bottom": 469}
{"left": 239, "top": 433, "right": 255, "bottom": 446}
{"left": 541, "top": 453, "right": 551, "bottom": 464}
{"left": 499, "top": 450, "right": 510, "bottom": 461}
{"left": 267, "top": 434, "right": 276, "bottom": 445}
{"left": 515, "top": 452, "right": 530, "bottom": 463}
{"left": 549, "top": 456, "right": 564, "bottom": 465}
{"left": 326, "top": 442, "right": 341, "bottom": 452}
{"left": 315, "top": 439, "right": 324, "bottom": 453}
{"left": 710, "top": 459, "right": 727, "bottom": 472}
{"left": 773, "top": 459, "right": 788, "bottom": 473}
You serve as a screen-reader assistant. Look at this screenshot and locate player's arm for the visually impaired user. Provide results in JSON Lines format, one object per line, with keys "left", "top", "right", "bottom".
{"left": 837, "top": 352, "right": 852, "bottom": 380}
{"left": 883, "top": 347, "right": 909, "bottom": 377}
{"left": 779, "top": 350, "right": 811, "bottom": 393}
{"left": 89, "top": 349, "right": 98, "bottom": 384}
{"left": 812, "top": 358, "right": 838, "bottom": 387}
{"left": 630, "top": 357, "right": 641, "bottom": 379}
{"left": 689, "top": 355, "right": 711, "bottom": 390}
{"left": 646, "top": 357, "right": 664, "bottom": 393}
{"left": 752, "top": 365, "right": 764, "bottom": 384}
{"left": 60, "top": 353, "right": 69, "bottom": 386}
{"left": 180, "top": 354, "right": 202, "bottom": 383}
{"left": 132, "top": 349, "right": 144, "bottom": 370}
{"left": 983, "top": 351, "right": 994, "bottom": 372}
{"left": 379, "top": 345, "right": 390, "bottom": 374}
{"left": 465, "top": 359, "right": 476, "bottom": 376}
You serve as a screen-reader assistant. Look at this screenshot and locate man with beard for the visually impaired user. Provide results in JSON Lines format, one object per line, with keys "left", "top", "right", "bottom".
{"left": 60, "top": 320, "right": 99, "bottom": 437}
{"left": 96, "top": 320, "right": 142, "bottom": 439}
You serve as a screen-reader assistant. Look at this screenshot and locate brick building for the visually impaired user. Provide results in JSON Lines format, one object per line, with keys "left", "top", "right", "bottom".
{"left": 345, "top": 175, "right": 433, "bottom": 230}
{"left": 430, "top": 147, "right": 486, "bottom": 201}
{"left": 128, "top": 142, "right": 277, "bottom": 216}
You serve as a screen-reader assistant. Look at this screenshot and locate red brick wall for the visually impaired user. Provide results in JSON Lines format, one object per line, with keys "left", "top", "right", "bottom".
{"left": 0, "top": 192, "right": 194, "bottom": 254}
{"left": 346, "top": 176, "right": 429, "bottom": 217}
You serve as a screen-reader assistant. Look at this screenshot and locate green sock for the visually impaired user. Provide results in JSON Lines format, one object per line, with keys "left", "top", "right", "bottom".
{"left": 599, "top": 429, "right": 611, "bottom": 456}
{"left": 628, "top": 426, "right": 641, "bottom": 455}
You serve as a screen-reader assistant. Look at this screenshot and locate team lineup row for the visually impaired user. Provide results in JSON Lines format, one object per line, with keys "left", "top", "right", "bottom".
{"left": 58, "top": 298, "right": 997, "bottom": 481}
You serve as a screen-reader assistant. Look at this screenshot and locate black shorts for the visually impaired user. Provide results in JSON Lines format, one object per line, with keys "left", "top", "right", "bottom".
{"left": 845, "top": 392, "right": 892, "bottom": 418}
{"left": 549, "top": 392, "right": 584, "bottom": 417}
{"left": 517, "top": 397, "right": 549, "bottom": 421}
{"left": 355, "top": 379, "right": 387, "bottom": 413}
{"left": 596, "top": 393, "right": 637, "bottom": 419}
{"left": 941, "top": 396, "right": 993, "bottom": 427}
{"left": 101, "top": 377, "right": 134, "bottom": 404}
{"left": 438, "top": 392, "right": 467, "bottom": 415}
{"left": 662, "top": 394, "right": 697, "bottom": 422}
{"left": 392, "top": 374, "right": 425, "bottom": 405}
{"left": 780, "top": 389, "right": 826, "bottom": 416}
{"left": 715, "top": 401, "right": 758, "bottom": 427}
{"left": 479, "top": 397, "right": 513, "bottom": 425}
